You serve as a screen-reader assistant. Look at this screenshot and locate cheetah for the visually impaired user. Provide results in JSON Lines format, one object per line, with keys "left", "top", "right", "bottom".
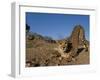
{"left": 54, "top": 39, "right": 72, "bottom": 62}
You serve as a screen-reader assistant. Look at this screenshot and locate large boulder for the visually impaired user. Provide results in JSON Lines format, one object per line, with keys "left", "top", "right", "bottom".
{"left": 69, "top": 25, "right": 87, "bottom": 57}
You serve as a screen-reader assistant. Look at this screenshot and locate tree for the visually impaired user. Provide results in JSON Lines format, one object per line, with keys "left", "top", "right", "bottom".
{"left": 26, "top": 24, "right": 30, "bottom": 33}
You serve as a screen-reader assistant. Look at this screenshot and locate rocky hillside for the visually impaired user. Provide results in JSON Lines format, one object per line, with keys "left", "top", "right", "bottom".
{"left": 26, "top": 25, "right": 89, "bottom": 67}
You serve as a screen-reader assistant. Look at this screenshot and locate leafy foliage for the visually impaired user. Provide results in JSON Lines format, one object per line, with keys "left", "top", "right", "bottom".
{"left": 26, "top": 24, "right": 30, "bottom": 33}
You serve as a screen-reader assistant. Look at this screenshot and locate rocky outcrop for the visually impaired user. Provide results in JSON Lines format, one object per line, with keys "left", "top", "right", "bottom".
{"left": 69, "top": 25, "right": 88, "bottom": 57}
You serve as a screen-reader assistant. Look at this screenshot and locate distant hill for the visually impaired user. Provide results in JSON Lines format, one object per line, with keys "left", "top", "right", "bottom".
{"left": 26, "top": 32, "right": 56, "bottom": 43}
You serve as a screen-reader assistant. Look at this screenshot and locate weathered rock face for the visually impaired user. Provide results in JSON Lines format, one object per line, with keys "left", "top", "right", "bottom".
{"left": 69, "top": 25, "right": 87, "bottom": 57}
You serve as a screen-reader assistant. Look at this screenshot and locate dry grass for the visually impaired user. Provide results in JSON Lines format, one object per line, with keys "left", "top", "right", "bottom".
{"left": 26, "top": 38, "right": 89, "bottom": 67}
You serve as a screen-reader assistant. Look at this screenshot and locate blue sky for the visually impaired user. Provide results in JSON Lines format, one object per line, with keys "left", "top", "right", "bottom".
{"left": 26, "top": 12, "right": 89, "bottom": 40}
